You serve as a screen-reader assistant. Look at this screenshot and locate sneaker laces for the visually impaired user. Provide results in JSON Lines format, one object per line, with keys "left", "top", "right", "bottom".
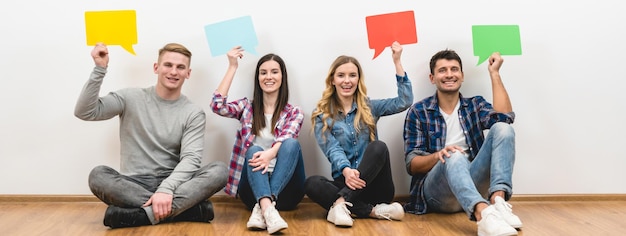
{"left": 376, "top": 213, "right": 392, "bottom": 221}
{"left": 264, "top": 212, "right": 280, "bottom": 226}
{"left": 483, "top": 206, "right": 504, "bottom": 221}
{"left": 263, "top": 203, "right": 283, "bottom": 226}
{"left": 335, "top": 202, "right": 353, "bottom": 218}
{"left": 374, "top": 204, "right": 394, "bottom": 221}
{"left": 497, "top": 199, "right": 515, "bottom": 215}
{"left": 251, "top": 204, "right": 264, "bottom": 221}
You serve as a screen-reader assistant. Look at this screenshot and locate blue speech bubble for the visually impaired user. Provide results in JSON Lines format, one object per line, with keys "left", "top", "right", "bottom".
{"left": 204, "top": 15, "right": 258, "bottom": 56}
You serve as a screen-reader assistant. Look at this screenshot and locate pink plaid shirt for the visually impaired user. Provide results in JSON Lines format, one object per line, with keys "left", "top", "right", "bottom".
{"left": 211, "top": 92, "right": 304, "bottom": 196}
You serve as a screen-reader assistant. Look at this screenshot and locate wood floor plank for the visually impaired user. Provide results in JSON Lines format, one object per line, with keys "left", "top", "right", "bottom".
{"left": 1, "top": 200, "right": 625, "bottom": 235}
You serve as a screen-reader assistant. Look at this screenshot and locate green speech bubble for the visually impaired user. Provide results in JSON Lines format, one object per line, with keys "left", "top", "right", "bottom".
{"left": 472, "top": 25, "right": 521, "bottom": 65}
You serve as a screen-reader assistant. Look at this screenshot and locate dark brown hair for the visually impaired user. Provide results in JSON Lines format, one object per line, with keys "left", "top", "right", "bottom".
{"left": 252, "top": 54, "right": 289, "bottom": 136}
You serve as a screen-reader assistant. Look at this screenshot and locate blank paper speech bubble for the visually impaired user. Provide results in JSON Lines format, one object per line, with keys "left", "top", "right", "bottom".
{"left": 472, "top": 25, "right": 522, "bottom": 65}
{"left": 204, "top": 15, "right": 258, "bottom": 57}
{"left": 85, "top": 10, "right": 137, "bottom": 55}
{"left": 366, "top": 10, "right": 417, "bottom": 60}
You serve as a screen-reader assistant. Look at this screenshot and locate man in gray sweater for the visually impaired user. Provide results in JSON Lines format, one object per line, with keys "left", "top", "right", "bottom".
{"left": 75, "top": 42, "right": 228, "bottom": 228}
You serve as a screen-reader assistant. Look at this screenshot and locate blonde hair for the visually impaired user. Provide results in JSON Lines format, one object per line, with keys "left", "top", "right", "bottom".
{"left": 311, "top": 55, "right": 376, "bottom": 141}
{"left": 158, "top": 43, "right": 192, "bottom": 64}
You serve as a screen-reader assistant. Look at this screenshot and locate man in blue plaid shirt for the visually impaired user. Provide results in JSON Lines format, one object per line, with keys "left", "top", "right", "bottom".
{"left": 403, "top": 49, "right": 522, "bottom": 236}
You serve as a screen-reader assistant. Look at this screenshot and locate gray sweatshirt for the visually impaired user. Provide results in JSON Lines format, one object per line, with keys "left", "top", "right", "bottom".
{"left": 74, "top": 66, "right": 206, "bottom": 195}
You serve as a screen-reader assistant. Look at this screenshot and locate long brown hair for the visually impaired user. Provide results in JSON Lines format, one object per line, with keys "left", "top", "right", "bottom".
{"left": 252, "top": 54, "right": 289, "bottom": 136}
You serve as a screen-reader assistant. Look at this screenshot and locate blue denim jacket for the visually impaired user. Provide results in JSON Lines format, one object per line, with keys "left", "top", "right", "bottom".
{"left": 314, "top": 73, "right": 413, "bottom": 179}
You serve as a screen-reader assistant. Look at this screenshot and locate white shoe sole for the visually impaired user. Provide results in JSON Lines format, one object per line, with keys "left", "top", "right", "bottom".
{"left": 267, "top": 224, "right": 287, "bottom": 234}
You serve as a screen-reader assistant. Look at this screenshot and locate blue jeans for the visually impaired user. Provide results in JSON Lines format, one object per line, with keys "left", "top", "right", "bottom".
{"left": 88, "top": 161, "right": 228, "bottom": 224}
{"left": 238, "top": 138, "right": 305, "bottom": 211}
{"left": 423, "top": 123, "right": 515, "bottom": 220}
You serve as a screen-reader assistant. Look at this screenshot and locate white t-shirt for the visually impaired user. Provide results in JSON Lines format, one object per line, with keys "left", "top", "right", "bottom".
{"left": 440, "top": 102, "right": 469, "bottom": 150}
{"left": 253, "top": 114, "right": 276, "bottom": 172}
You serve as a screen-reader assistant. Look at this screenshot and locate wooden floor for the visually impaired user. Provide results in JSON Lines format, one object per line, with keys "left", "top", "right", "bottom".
{"left": 1, "top": 196, "right": 626, "bottom": 236}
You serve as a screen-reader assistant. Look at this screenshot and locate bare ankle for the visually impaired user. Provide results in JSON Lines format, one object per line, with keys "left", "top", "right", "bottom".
{"left": 259, "top": 197, "right": 272, "bottom": 213}
{"left": 334, "top": 197, "right": 346, "bottom": 205}
{"left": 474, "top": 202, "right": 489, "bottom": 221}
{"left": 490, "top": 191, "right": 506, "bottom": 204}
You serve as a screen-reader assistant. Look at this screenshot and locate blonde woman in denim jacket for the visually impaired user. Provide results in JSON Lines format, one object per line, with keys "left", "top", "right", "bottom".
{"left": 304, "top": 42, "right": 413, "bottom": 227}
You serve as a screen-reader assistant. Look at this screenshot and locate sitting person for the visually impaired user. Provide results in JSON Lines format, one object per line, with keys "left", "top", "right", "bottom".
{"left": 211, "top": 46, "right": 306, "bottom": 234}
{"left": 403, "top": 49, "right": 521, "bottom": 236}
{"left": 305, "top": 42, "right": 412, "bottom": 227}
{"left": 75, "top": 43, "right": 228, "bottom": 228}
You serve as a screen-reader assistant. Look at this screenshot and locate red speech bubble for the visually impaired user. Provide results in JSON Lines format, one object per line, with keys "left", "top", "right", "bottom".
{"left": 366, "top": 10, "right": 418, "bottom": 59}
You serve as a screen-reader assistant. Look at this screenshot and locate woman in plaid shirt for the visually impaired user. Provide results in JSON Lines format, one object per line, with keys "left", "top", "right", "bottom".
{"left": 211, "top": 46, "right": 305, "bottom": 234}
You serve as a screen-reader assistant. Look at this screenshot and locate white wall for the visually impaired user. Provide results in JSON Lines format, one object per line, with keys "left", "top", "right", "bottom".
{"left": 1, "top": 0, "right": 624, "bottom": 195}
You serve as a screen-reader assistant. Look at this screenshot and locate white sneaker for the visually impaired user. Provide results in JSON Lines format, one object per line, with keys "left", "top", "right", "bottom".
{"left": 493, "top": 196, "right": 523, "bottom": 228}
{"left": 246, "top": 203, "right": 266, "bottom": 230}
{"left": 327, "top": 201, "right": 354, "bottom": 227}
{"left": 263, "top": 202, "right": 288, "bottom": 234}
{"left": 477, "top": 205, "right": 518, "bottom": 236}
{"left": 372, "top": 202, "right": 405, "bottom": 221}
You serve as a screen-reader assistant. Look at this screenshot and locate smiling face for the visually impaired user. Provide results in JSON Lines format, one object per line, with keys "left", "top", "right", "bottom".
{"left": 430, "top": 59, "right": 464, "bottom": 94}
{"left": 153, "top": 51, "right": 191, "bottom": 95}
{"left": 257, "top": 60, "right": 283, "bottom": 95}
{"left": 332, "top": 62, "right": 359, "bottom": 102}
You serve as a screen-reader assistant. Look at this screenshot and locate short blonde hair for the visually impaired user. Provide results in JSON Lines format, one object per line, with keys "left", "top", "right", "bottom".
{"left": 158, "top": 43, "right": 192, "bottom": 64}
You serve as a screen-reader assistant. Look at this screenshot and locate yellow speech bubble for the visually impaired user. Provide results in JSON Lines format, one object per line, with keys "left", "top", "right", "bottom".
{"left": 85, "top": 10, "right": 137, "bottom": 55}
